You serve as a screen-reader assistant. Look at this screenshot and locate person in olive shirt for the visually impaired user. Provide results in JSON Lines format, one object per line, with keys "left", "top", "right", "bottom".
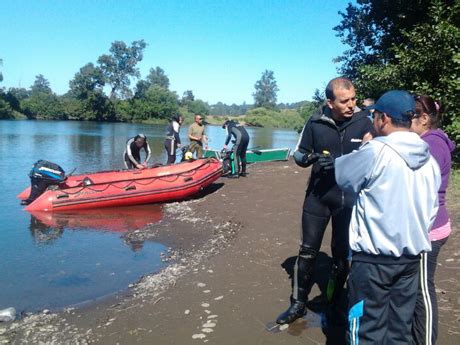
{"left": 188, "top": 115, "right": 207, "bottom": 159}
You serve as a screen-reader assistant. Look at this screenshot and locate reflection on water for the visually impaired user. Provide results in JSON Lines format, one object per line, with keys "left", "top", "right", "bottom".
{"left": 28, "top": 204, "right": 164, "bottom": 252}
{"left": 29, "top": 204, "right": 163, "bottom": 233}
{"left": 0, "top": 120, "right": 299, "bottom": 313}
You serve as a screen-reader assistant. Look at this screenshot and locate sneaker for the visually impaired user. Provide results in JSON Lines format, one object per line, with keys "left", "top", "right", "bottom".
{"left": 228, "top": 174, "right": 239, "bottom": 179}
{"left": 239, "top": 172, "right": 248, "bottom": 177}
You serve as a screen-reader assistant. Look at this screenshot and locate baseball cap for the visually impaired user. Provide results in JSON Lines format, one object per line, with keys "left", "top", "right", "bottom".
{"left": 368, "top": 90, "right": 415, "bottom": 121}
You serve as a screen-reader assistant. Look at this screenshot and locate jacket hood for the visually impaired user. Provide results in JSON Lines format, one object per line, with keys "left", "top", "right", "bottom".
{"left": 422, "top": 129, "right": 456, "bottom": 153}
{"left": 375, "top": 132, "right": 431, "bottom": 169}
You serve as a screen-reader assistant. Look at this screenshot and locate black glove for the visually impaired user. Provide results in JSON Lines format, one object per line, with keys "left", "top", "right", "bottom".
{"left": 318, "top": 153, "right": 335, "bottom": 171}
{"left": 303, "top": 152, "right": 322, "bottom": 165}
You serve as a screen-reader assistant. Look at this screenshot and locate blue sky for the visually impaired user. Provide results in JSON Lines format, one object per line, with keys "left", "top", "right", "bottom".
{"left": 0, "top": 0, "right": 352, "bottom": 104}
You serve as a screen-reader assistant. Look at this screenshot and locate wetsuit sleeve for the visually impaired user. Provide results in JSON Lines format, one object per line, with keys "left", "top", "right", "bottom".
{"left": 144, "top": 142, "right": 151, "bottom": 163}
{"left": 293, "top": 120, "right": 316, "bottom": 167}
{"left": 126, "top": 139, "right": 140, "bottom": 165}
{"left": 335, "top": 142, "right": 377, "bottom": 194}
{"left": 173, "top": 122, "right": 181, "bottom": 144}
{"left": 224, "top": 127, "right": 232, "bottom": 146}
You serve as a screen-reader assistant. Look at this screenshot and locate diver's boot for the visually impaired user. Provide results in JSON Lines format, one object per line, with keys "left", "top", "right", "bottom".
{"left": 276, "top": 300, "right": 307, "bottom": 325}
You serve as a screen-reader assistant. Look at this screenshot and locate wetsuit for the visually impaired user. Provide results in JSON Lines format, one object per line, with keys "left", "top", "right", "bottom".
{"left": 224, "top": 122, "right": 249, "bottom": 176}
{"left": 292, "top": 107, "right": 373, "bottom": 307}
{"left": 124, "top": 137, "right": 151, "bottom": 169}
{"left": 164, "top": 120, "right": 181, "bottom": 164}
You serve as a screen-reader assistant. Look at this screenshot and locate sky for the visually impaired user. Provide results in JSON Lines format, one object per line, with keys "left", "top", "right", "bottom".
{"left": 0, "top": 0, "right": 352, "bottom": 105}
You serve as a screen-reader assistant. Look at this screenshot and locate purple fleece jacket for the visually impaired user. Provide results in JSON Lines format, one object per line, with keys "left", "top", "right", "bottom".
{"left": 422, "top": 129, "right": 455, "bottom": 229}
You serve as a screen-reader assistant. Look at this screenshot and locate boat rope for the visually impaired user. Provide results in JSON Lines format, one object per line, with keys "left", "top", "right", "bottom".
{"left": 56, "top": 159, "right": 220, "bottom": 196}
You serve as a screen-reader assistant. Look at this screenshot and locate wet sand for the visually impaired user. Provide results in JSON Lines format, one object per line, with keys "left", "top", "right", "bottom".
{"left": 2, "top": 160, "right": 460, "bottom": 344}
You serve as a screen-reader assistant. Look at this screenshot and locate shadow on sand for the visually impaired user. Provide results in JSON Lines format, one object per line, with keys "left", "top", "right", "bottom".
{"left": 269, "top": 252, "right": 347, "bottom": 345}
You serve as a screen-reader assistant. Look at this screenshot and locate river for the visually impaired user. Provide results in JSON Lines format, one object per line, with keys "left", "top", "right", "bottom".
{"left": 0, "top": 120, "right": 299, "bottom": 313}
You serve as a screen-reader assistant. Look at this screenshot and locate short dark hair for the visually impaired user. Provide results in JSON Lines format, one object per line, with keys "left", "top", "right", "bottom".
{"left": 325, "top": 77, "right": 354, "bottom": 100}
{"left": 375, "top": 111, "right": 411, "bottom": 129}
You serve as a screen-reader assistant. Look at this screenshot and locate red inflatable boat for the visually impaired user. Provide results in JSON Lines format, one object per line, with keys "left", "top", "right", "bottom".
{"left": 18, "top": 159, "right": 222, "bottom": 212}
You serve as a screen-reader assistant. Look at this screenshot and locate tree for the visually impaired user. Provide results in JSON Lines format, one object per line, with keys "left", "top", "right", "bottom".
{"left": 0, "top": 58, "right": 3, "bottom": 83}
{"left": 181, "top": 90, "right": 195, "bottom": 104}
{"left": 130, "top": 86, "right": 179, "bottom": 120}
{"left": 334, "top": 0, "right": 460, "bottom": 141}
{"left": 69, "top": 63, "right": 105, "bottom": 100}
{"left": 97, "top": 40, "right": 147, "bottom": 99}
{"left": 31, "top": 74, "right": 52, "bottom": 94}
{"left": 147, "top": 67, "right": 169, "bottom": 89}
{"left": 4, "top": 87, "right": 29, "bottom": 112}
{"left": 253, "top": 70, "right": 279, "bottom": 109}
{"left": 187, "top": 99, "right": 210, "bottom": 115}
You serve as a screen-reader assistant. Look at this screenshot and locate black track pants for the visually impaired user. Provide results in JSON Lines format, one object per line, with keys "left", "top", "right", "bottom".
{"left": 347, "top": 260, "right": 419, "bottom": 345}
{"left": 292, "top": 192, "right": 351, "bottom": 303}
{"left": 412, "top": 237, "right": 448, "bottom": 345}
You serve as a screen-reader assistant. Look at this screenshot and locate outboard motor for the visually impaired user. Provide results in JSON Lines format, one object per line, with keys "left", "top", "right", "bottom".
{"left": 21, "top": 160, "right": 66, "bottom": 205}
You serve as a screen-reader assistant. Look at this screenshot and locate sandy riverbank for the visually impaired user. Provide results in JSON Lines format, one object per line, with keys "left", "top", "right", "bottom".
{"left": 2, "top": 160, "right": 460, "bottom": 344}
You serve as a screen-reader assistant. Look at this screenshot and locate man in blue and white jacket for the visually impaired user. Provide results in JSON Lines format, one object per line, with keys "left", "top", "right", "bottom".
{"left": 335, "top": 90, "right": 441, "bottom": 344}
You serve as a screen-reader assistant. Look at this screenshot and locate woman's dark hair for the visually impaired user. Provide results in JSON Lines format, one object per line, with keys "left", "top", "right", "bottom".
{"left": 171, "top": 114, "right": 182, "bottom": 123}
{"left": 415, "top": 95, "right": 442, "bottom": 128}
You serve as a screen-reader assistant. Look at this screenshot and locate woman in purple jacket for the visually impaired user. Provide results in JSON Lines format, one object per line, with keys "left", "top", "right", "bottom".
{"left": 411, "top": 95, "right": 455, "bottom": 345}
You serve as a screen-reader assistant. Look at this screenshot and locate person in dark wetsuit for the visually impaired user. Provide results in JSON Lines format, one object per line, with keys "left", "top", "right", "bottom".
{"left": 276, "top": 77, "right": 374, "bottom": 326}
{"left": 164, "top": 115, "right": 183, "bottom": 164}
{"left": 222, "top": 120, "right": 250, "bottom": 178}
{"left": 124, "top": 134, "right": 151, "bottom": 169}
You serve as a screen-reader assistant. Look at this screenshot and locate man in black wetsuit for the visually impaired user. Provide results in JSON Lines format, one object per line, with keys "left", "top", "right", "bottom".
{"left": 222, "top": 120, "right": 250, "bottom": 178}
{"left": 164, "top": 115, "right": 183, "bottom": 164}
{"left": 124, "top": 134, "right": 151, "bottom": 169}
{"left": 276, "top": 77, "right": 374, "bottom": 325}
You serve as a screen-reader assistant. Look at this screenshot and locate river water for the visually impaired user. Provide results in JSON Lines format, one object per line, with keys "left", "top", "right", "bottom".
{"left": 0, "top": 120, "right": 299, "bottom": 313}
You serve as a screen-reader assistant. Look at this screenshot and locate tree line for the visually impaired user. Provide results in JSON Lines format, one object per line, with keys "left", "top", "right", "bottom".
{"left": 0, "top": 42, "right": 311, "bottom": 126}
{"left": 0, "top": 40, "right": 212, "bottom": 122}
{"left": 0, "top": 0, "right": 458, "bottom": 139}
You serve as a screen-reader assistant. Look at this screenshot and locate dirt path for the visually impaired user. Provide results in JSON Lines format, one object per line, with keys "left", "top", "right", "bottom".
{"left": 3, "top": 160, "right": 460, "bottom": 344}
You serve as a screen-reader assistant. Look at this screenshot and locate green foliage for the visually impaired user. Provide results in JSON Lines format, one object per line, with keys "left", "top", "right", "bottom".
{"left": 0, "top": 58, "right": 3, "bottom": 83}
{"left": 128, "top": 86, "right": 179, "bottom": 121}
{"left": 147, "top": 67, "right": 169, "bottom": 89}
{"left": 335, "top": 0, "right": 460, "bottom": 143}
{"left": 0, "top": 97, "right": 14, "bottom": 119}
{"left": 187, "top": 99, "right": 210, "bottom": 115}
{"left": 209, "top": 102, "right": 250, "bottom": 116}
{"left": 21, "top": 92, "right": 66, "bottom": 120}
{"left": 244, "top": 107, "right": 304, "bottom": 130}
{"left": 4, "top": 88, "right": 29, "bottom": 112}
{"left": 69, "top": 63, "right": 105, "bottom": 99}
{"left": 298, "top": 102, "right": 316, "bottom": 121}
{"left": 31, "top": 74, "right": 52, "bottom": 94}
{"left": 181, "top": 90, "right": 195, "bottom": 104}
{"left": 97, "top": 40, "right": 147, "bottom": 99}
{"left": 253, "top": 70, "right": 279, "bottom": 109}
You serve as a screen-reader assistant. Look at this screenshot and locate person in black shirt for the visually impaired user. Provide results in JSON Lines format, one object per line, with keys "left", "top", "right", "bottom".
{"left": 222, "top": 120, "right": 250, "bottom": 178}
{"left": 276, "top": 77, "right": 374, "bottom": 325}
{"left": 124, "top": 134, "right": 151, "bottom": 169}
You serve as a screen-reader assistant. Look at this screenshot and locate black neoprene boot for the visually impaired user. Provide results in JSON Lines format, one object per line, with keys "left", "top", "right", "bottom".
{"left": 276, "top": 300, "right": 307, "bottom": 324}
